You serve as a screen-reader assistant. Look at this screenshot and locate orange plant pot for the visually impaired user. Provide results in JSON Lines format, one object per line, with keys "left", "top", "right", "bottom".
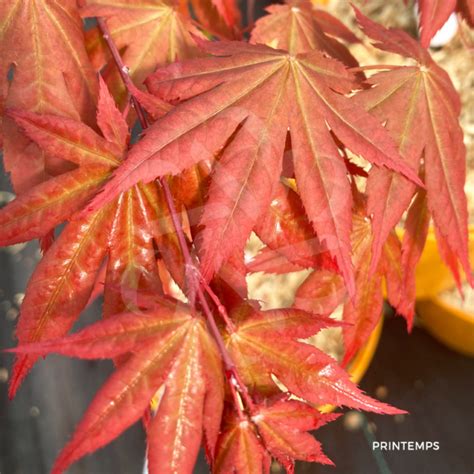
{"left": 416, "top": 297, "right": 474, "bottom": 357}
{"left": 404, "top": 225, "right": 474, "bottom": 299}
{"left": 413, "top": 225, "right": 474, "bottom": 357}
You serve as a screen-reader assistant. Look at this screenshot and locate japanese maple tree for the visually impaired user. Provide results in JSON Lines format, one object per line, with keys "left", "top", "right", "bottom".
{"left": 1, "top": 0, "right": 472, "bottom": 473}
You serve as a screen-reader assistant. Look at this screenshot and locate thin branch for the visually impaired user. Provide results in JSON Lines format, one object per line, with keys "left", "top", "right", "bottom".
{"left": 160, "top": 178, "right": 198, "bottom": 306}
{"left": 199, "top": 275, "right": 236, "bottom": 333}
{"left": 95, "top": 16, "right": 254, "bottom": 413}
{"left": 228, "top": 376, "right": 246, "bottom": 421}
{"left": 96, "top": 18, "right": 148, "bottom": 128}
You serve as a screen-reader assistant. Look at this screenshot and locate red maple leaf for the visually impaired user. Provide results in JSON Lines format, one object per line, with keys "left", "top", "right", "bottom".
{"left": 82, "top": 0, "right": 200, "bottom": 106}
{"left": 250, "top": 0, "right": 360, "bottom": 67}
{"left": 83, "top": 39, "right": 423, "bottom": 297}
{"left": 10, "top": 297, "right": 224, "bottom": 474}
{"left": 224, "top": 301, "right": 405, "bottom": 413}
{"left": 215, "top": 398, "right": 339, "bottom": 473}
{"left": 355, "top": 8, "right": 473, "bottom": 288}
{"left": 0, "top": 0, "right": 97, "bottom": 192}
{"left": 1, "top": 79, "right": 179, "bottom": 397}
{"left": 11, "top": 296, "right": 403, "bottom": 473}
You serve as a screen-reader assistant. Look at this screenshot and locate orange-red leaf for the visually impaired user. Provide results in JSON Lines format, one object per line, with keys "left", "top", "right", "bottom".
{"left": 10, "top": 298, "right": 192, "bottom": 358}
{"left": 147, "top": 319, "right": 224, "bottom": 474}
{"left": 9, "top": 109, "right": 122, "bottom": 168}
{"left": 0, "top": 0, "right": 97, "bottom": 192}
{"left": 0, "top": 166, "right": 108, "bottom": 247}
{"left": 97, "top": 76, "right": 129, "bottom": 149}
{"left": 362, "top": 66, "right": 425, "bottom": 270}
{"left": 129, "top": 82, "right": 173, "bottom": 120}
{"left": 85, "top": 40, "right": 421, "bottom": 290}
{"left": 342, "top": 209, "right": 414, "bottom": 361}
{"left": 103, "top": 186, "right": 164, "bottom": 317}
{"left": 212, "top": 0, "right": 241, "bottom": 29}
{"left": 9, "top": 205, "right": 114, "bottom": 398}
{"left": 254, "top": 182, "right": 338, "bottom": 271}
{"left": 342, "top": 214, "right": 384, "bottom": 365}
{"left": 225, "top": 302, "right": 405, "bottom": 413}
{"left": 188, "top": 0, "right": 242, "bottom": 39}
{"left": 5, "top": 83, "right": 177, "bottom": 396}
{"left": 15, "top": 308, "right": 224, "bottom": 474}
{"left": 311, "top": 8, "right": 360, "bottom": 44}
{"left": 252, "top": 399, "right": 337, "bottom": 470}
{"left": 82, "top": 0, "right": 199, "bottom": 105}
{"left": 247, "top": 246, "right": 306, "bottom": 274}
{"left": 51, "top": 321, "right": 193, "bottom": 474}
{"left": 399, "top": 190, "right": 431, "bottom": 327}
{"left": 251, "top": 1, "right": 359, "bottom": 67}
{"left": 198, "top": 93, "right": 288, "bottom": 279}
{"left": 418, "top": 0, "right": 457, "bottom": 48}
{"left": 356, "top": 9, "right": 472, "bottom": 286}
{"left": 214, "top": 412, "right": 270, "bottom": 474}
{"left": 294, "top": 269, "right": 345, "bottom": 315}
{"left": 14, "top": 311, "right": 223, "bottom": 474}
{"left": 146, "top": 183, "right": 187, "bottom": 289}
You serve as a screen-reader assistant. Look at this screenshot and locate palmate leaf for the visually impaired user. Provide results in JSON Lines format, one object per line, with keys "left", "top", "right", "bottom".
{"left": 214, "top": 411, "right": 271, "bottom": 474}
{"left": 84, "top": 39, "right": 423, "bottom": 296}
{"left": 356, "top": 9, "right": 473, "bottom": 287}
{"left": 9, "top": 296, "right": 402, "bottom": 473}
{"left": 250, "top": 0, "right": 360, "bottom": 66}
{"left": 250, "top": 399, "right": 338, "bottom": 471}
{"left": 11, "top": 302, "right": 224, "bottom": 474}
{"left": 82, "top": 0, "right": 200, "bottom": 105}
{"left": 0, "top": 0, "right": 97, "bottom": 192}
{"left": 215, "top": 400, "right": 338, "bottom": 473}
{"left": 2, "top": 80, "right": 175, "bottom": 396}
{"left": 224, "top": 302, "right": 405, "bottom": 414}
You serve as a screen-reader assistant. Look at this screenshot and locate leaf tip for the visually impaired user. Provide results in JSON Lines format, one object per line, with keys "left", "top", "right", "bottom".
{"left": 8, "top": 355, "right": 32, "bottom": 400}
